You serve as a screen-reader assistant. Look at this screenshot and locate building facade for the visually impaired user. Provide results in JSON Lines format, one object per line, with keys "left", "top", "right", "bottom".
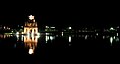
{"left": 24, "top": 15, "right": 38, "bottom": 35}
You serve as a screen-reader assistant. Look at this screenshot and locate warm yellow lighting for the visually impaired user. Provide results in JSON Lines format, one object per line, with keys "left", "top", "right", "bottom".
{"left": 29, "top": 15, "right": 34, "bottom": 20}
{"left": 24, "top": 36, "right": 38, "bottom": 54}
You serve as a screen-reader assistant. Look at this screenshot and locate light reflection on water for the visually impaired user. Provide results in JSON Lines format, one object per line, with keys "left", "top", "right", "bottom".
{"left": 0, "top": 33, "right": 119, "bottom": 55}
{"left": 23, "top": 35, "right": 39, "bottom": 54}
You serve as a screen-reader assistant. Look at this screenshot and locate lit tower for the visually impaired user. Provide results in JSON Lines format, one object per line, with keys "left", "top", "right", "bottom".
{"left": 24, "top": 15, "right": 38, "bottom": 35}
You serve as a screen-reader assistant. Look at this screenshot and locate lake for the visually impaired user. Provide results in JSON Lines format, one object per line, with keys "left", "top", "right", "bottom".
{"left": 0, "top": 33, "right": 119, "bottom": 63}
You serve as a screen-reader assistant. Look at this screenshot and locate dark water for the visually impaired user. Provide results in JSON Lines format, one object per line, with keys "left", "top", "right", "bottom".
{"left": 0, "top": 33, "right": 119, "bottom": 63}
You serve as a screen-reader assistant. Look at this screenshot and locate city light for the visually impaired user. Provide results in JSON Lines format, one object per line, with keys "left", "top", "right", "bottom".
{"left": 96, "top": 33, "right": 98, "bottom": 36}
{"left": 45, "top": 26, "right": 49, "bottom": 28}
{"left": 110, "top": 27, "right": 115, "bottom": 30}
{"left": 110, "top": 37, "right": 113, "bottom": 45}
{"left": 51, "top": 27, "right": 55, "bottom": 28}
{"left": 69, "top": 27, "right": 72, "bottom": 29}
{"left": 62, "top": 32, "right": 63, "bottom": 36}
{"left": 16, "top": 32, "right": 19, "bottom": 35}
{"left": 69, "top": 36, "right": 71, "bottom": 42}
{"left": 50, "top": 36, "right": 54, "bottom": 40}
{"left": 117, "top": 33, "right": 118, "bottom": 36}
{"left": 85, "top": 35, "right": 88, "bottom": 39}
{"left": 103, "top": 36, "right": 105, "bottom": 39}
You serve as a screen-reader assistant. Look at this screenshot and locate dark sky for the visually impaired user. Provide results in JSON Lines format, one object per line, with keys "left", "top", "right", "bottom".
{"left": 0, "top": 2, "right": 119, "bottom": 27}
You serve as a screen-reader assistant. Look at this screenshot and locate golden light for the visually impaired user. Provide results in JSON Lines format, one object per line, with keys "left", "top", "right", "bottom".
{"left": 29, "top": 15, "right": 34, "bottom": 20}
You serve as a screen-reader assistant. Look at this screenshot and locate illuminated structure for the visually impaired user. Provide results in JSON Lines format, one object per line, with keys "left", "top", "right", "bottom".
{"left": 24, "top": 36, "right": 38, "bottom": 54}
{"left": 24, "top": 15, "right": 38, "bottom": 35}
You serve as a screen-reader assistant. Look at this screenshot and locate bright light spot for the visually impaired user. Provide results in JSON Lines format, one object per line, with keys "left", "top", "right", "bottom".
{"left": 16, "top": 32, "right": 19, "bottom": 35}
{"left": 11, "top": 31, "right": 13, "bottom": 33}
{"left": 45, "top": 26, "right": 49, "bottom": 28}
{"left": 29, "top": 48, "right": 34, "bottom": 54}
{"left": 21, "top": 35, "right": 23, "bottom": 41}
{"left": 36, "top": 35, "right": 40, "bottom": 38}
{"left": 103, "top": 36, "right": 105, "bottom": 39}
{"left": 27, "top": 33, "right": 30, "bottom": 37}
{"left": 37, "top": 33, "right": 40, "bottom": 36}
{"left": 31, "top": 32, "right": 34, "bottom": 37}
{"left": 110, "top": 27, "right": 114, "bottom": 30}
{"left": 69, "top": 36, "right": 71, "bottom": 42}
{"left": 8, "top": 28, "right": 10, "bottom": 30}
{"left": 85, "top": 35, "right": 87, "bottom": 39}
{"left": 46, "top": 36, "right": 49, "bottom": 43}
{"left": 46, "top": 33, "right": 49, "bottom": 35}
{"left": 51, "top": 27, "right": 55, "bottom": 28}
{"left": 4, "top": 26, "right": 5, "bottom": 29}
{"left": 96, "top": 33, "right": 98, "bottom": 36}
{"left": 50, "top": 36, "right": 54, "bottom": 40}
{"left": 62, "top": 32, "right": 63, "bottom": 36}
{"left": 16, "top": 35, "right": 19, "bottom": 38}
{"left": 56, "top": 35, "right": 58, "bottom": 37}
{"left": 117, "top": 26, "right": 119, "bottom": 28}
{"left": 29, "top": 15, "right": 34, "bottom": 20}
{"left": 113, "top": 36, "right": 115, "bottom": 39}
{"left": 117, "top": 33, "right": 118, "bottom": 36}
{"left": 21, "top": 32, "right": 24, "bottom": 34}
{"left": 69, "top": 27, "right": 72, "bottom": 29}
{"left": 110, "top": 37, "right": 113, "bottom": 45}
{"left": 21, "top": 26, "right": 23, "bottom": 28}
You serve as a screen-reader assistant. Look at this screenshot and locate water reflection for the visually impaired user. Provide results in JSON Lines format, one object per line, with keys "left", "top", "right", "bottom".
{"left": 110, "top": 37, "right": 113, "bottom": 45}
{"left": 45, "top": 34, "right": 55, "bottom": 43}
{"left": 117, "top": 33, "right": 118, "bottom": 36}
{"left": 23, "top": 35, "right": 39, "bottom": 54}
{"left": 109, "top": 36, "right": 119, "bottom": 45}
{"left": 69, "top": 36, "right": 71, "bottom": 42}
{"left": 3, "top": 32, "right": 119, "bottom": 55}
{"left": 0, "top": 34, "right": 12, "bottom": 38}
{"left": 85, "top": 35, "right": 88, "bottom": 40}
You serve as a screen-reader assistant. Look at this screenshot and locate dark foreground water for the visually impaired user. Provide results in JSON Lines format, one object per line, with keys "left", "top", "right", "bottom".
{"left": 0, "top": 33, "right": 119, "bottom": 64}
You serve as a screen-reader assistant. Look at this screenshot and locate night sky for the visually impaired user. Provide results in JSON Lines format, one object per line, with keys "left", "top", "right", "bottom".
{"left": 0, "top": 2, "right": 119, "bottom": 27}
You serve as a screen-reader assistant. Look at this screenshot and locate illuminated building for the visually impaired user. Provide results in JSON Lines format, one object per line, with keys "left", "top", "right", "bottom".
{"left": 24, "top": 15, "right": 38, "bottom": 35}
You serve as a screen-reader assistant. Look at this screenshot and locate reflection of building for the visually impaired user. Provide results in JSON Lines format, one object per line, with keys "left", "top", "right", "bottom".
{"left": 24, "top": 36, "right": 38, "bottom": 54}
{"left": 24, "top": 15, "right": 38, "bottom": 35}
